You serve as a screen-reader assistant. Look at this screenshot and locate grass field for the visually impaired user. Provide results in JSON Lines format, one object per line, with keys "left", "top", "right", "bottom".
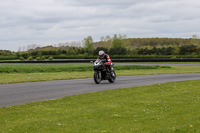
{"left": 0, "top": 79, "right": 200, "bottom": 132}
{"left": 1, "top": 63, "right": 200, "bottom": 132}
{"left": 0, "top": 63, "right": 168, "bottom": 73}
{"left": 0, "top": 63, "right": 200, "bottom": 84}
{"left": 0, "top": 63, "right": 171, "bottom": 84}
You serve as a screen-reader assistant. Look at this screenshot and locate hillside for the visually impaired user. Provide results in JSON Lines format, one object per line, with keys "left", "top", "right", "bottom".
{"left": 1, "top": 37, "right": 200, "bottom": 60}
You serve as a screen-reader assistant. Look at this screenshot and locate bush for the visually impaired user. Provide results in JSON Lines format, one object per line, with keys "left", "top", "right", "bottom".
{"left": 0, "top": 55, "right": 18, "bottom": 60}
{"left": 48, "top": 56, "right": 54, "bottom": 60}
{"left": 36, "top": 57, "right": 41, "bottom": 60}
{"left": 171, "top": 56, "right": 176, "bottom": 59}
{"left": 41, "top": 56, "right": 46, "bottom": 60}
{"left": 19, "top": 57, "right": 25, "bottom": 61}
{"left": 27, "top": 56, "right": 34, "bottom": 60}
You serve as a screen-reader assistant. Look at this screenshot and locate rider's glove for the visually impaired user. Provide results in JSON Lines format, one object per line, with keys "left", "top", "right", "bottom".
{"left": 104, "top": 62, "right": 109, "bottom": 65}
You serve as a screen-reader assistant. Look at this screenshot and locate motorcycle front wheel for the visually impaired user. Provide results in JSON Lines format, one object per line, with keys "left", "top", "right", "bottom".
{"left": 94, "top": 71, "right": 102, "bottom": 84}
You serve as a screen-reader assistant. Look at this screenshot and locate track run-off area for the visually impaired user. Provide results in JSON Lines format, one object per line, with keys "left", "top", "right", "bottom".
{"left": 1, "top": 73, "right": 200, "bottom": 107}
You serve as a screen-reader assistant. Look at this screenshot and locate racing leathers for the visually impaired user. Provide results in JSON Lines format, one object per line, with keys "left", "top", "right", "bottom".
{"left": 97, "top": 54, "right": 112, "bottom": 71}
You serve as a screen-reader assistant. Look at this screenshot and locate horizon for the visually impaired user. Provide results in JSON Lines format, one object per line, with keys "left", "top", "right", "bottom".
{"left": 1, "top": 36, "right": 199, "bottom": 52}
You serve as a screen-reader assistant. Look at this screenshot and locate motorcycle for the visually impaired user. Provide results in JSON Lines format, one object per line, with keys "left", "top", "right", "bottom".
{"left": 93, "top": 59, "right": 116, "bottom": 84}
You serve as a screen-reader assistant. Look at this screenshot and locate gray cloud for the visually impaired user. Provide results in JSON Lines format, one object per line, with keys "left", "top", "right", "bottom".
{"left": 0, "top": 0, "right": 200, "bottom": 51}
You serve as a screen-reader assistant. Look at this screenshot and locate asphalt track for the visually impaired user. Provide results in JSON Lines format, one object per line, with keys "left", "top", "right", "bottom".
{"left": 1, "top": 73, "right": 200, "bottom": 107}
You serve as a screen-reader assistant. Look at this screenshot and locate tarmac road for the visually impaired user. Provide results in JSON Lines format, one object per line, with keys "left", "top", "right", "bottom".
{"left": 1, "top": 73, "right": 200, "bottom": 107}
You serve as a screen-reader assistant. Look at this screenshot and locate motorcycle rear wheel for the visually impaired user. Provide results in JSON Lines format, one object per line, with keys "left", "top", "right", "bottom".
{"left": 108, "top": 71, "right": 116, "bottom": 83}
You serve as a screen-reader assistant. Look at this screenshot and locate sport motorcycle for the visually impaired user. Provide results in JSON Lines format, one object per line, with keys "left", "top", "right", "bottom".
{"left": 93, "top": 59, "right": 116, "bottom": 84}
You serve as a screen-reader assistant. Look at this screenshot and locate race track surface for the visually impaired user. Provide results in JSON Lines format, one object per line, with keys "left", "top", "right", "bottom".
{"left": 1, "top": 73, "right": 200, "bottom": 107}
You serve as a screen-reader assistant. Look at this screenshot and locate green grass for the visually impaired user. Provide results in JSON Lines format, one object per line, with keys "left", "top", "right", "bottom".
{"left": 0, "top": 63, "right": 92, "bottom": 73}
{"left": 0, "top": 63, "right": 172, "bottom": 84}
{"left": 0, "top": 63, "right": 200, "bottom": 84}
{"left": 0, "top": 72, "right": 93, "bottom": 84}
{"left": 1, "top": 80, "right": 200, "bottom": 132}
{"left": 0, "top": 63, "right": 168, "bottom": 73}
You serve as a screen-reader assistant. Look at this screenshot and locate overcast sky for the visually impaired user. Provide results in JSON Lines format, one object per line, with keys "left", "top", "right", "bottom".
{"left": 0, "top": 0, "right": 200, "bottom": 51}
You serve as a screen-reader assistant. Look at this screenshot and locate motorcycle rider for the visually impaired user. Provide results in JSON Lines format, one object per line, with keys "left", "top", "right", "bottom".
{"left": 97, "top": 50, "right": 112, "bottom": 71}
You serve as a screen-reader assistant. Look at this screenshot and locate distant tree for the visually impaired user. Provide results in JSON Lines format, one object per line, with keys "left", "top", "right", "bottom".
{"left": 37, "top": 51, "right": 42, "bottom": 57}
{"left": 79, "top": 48, "right": 85, "bottom": 54}
{"left": 190, "top": 35, "right": 200, "bottom": 45}
{"left": 192, "top": 34, "right": 198, "bottom": 39}
{"left": 26, "top": 44, "right": 38, "bottom": 51}
{"left": 179, "top": 45, "right": 197, "bottom": 55}
{"left": 84, "top": 36, "right": 94, "bottom": 55}
{"left": 100, "top": 36, "right": 106, "bottom": 42}
{"left": 18, "top": 46, "right": 22, "bottom": 52}
{"left": 165, "top": 47, "right": 174, "bottom": 55}
{"left": 112, "top": 34, "right": 123, "bottom": 48}
{"left": 138, "top": 47, "right": 149, "bottom": 55}
{"left": 129, "top": 39, "right": 136, "bottom": 47}
{"left": 118, "top": 34, "right": 123, "bottom": 39}
{"left": 0, "top": 50, "right": 13, "bottom": 55}
{"left": 16, "top": 52, "right": 30, "bottom": 58}
{"left": 173, "top": 46, "right": 180, "bottom": 55}
{"left": 122, "top": 34, "right": 127, "bottom": 39}
{"left": 67, "top": 47, "right": 79, "bottom": 55}
{"left": 106, "top": 35, "right": 111, "bottom": 41}
{"left": 109, "top": 47, "right": 127, "bottom": 55}
{"left": 118, "top": 34, "right": 127, "bottom": 39}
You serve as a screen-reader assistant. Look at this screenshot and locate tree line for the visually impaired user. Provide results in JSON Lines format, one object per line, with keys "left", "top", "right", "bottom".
{"left": 0, "top": 34, "right": 200, "bottom": 60}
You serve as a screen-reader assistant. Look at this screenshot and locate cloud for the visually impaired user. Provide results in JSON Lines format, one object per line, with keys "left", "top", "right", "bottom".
{"left": 0, "top": 0, "right": 200, "bottom": 51}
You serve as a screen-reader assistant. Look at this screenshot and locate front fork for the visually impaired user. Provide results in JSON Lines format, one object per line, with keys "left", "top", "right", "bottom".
{"left": 97, "top": 71, "right": 102, "bottom": 79}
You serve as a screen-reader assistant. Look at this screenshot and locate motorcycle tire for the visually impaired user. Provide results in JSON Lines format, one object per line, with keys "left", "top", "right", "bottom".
{"left": 94, "top": 71, "right": 102, "bottom": 84}
{"left": 108, "top": 71, "right": 116, "bottom": 83}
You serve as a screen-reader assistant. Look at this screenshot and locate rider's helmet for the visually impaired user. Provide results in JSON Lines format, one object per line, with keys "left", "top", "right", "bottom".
{"left": 99, "top": 50, "right": 105, "bottom": 57}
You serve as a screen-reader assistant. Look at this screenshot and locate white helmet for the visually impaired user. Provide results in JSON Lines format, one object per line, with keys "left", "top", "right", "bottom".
{"left": 98, "top": 50, "right": 105, "bottom": 57}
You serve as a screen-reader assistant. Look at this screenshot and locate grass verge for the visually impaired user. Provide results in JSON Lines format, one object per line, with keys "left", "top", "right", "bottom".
{"left": 0, "top": 64, "right": 200, "bottom": 84}
{"left": 0, "top": 63, "right": 168, "bottom": 73}
{"left": 0, "top": 63, "right": 200, "bottom": 84}
{"left": 0, "top": 63, "right": 171, "bottom": 84}
{"left": 0, "top": 80, "right": 200, "bottom": 132}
